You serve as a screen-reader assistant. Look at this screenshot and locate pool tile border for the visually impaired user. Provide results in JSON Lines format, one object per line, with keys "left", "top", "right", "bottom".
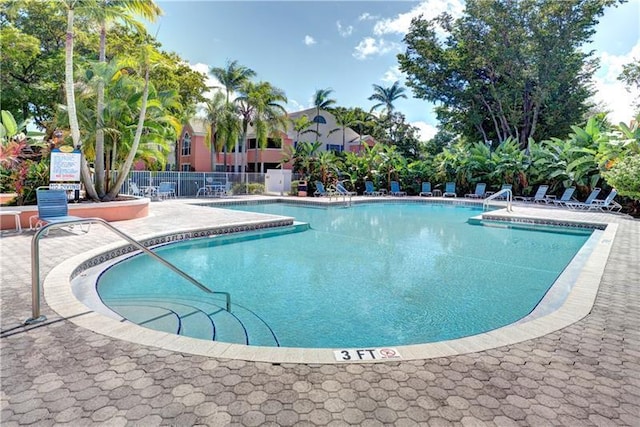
{"left": 69, "top": 217, "right": 293, "bottom": 278}
{"left": 44, "top": 204, "right": 617, "bottom": 364}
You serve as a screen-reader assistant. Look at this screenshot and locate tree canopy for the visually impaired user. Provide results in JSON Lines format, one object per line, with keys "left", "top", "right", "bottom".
{"left": 398, "top": 0, "right": 620, "bottom": 149}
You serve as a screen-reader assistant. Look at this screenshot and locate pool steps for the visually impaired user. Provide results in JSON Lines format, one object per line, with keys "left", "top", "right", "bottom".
{"left": 104, "top": 295, "right": 280, "bottom": 346}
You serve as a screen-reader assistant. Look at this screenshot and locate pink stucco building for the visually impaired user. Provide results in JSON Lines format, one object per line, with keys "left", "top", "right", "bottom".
{"left": 176, "top": 108, "right": 375, "bottom": 173}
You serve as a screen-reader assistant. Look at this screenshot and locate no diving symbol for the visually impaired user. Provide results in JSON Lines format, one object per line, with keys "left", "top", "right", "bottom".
{"left": 379, "top": 348, "right": 398, "bottom": 359}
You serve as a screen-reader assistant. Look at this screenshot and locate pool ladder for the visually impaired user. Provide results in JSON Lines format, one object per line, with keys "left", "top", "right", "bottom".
{"left": 483, "top": 188, "right": 513, "bottom": 212}
{"left": 26, "top": 217, "right": 231, "bottom": 325}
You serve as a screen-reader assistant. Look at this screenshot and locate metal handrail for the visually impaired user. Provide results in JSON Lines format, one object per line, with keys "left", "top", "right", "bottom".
{"left": 332, "top": 193, "right": 352, "bottom": 207}
{"left": 26, "top": 217, "right": 231, "bottom": 325}
{"left": 483, "top": 189, "right": 513, "bottom": 212}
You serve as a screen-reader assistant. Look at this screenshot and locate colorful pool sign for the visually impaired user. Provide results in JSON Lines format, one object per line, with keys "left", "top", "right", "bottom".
{"left": 50, "top": 148, "right": 81, "bottom": 182}
{"left": 333, "top": 348, "right": 402, "bottom": 362}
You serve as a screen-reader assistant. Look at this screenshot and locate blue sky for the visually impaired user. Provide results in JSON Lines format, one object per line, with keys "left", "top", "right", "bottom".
{"left": 148, "top": 0, "right": 640, "bottom": 140}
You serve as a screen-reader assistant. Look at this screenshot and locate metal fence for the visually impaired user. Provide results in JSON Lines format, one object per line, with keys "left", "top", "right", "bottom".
{"left": 120, "top": 171, "right": 266, "bottom": 197}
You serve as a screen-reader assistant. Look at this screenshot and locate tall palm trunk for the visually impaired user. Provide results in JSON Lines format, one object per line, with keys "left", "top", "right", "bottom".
{"left": 65, "top": 2, "right": 98, "bottom": 201}
{"left": 255, "top": 144, "right": 260, "bottom": 173}
{"left": 210, "top": 126, "right": 217, "bottom": 171}
{"left": 94, "top": 23, "right": 107, "bottom": 198}
{"left": 107, "top": 64, "right": 150, "bottom": 199}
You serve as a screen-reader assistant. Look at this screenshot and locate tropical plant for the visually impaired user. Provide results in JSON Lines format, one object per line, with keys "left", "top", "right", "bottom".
{"left": 377, "top": 144, "right": 407, "bottom": 190}
{"left": 456, "top": 141, "right": 494, "bottom": 193}
{"left": 210, "top": 60, "right": 256, "bottom": 172}
{"left": 603, "top": 155, "right": 640, "bottom": 200}
{"left": 236, "top": 80, "right": 288, "bottom": 174}
{"left": 85, "top": 0, "right": 162, "bottom": 199}
{"left": 202, "top": 90, "right": 227, "bottom": 172}
{"left": 488, "top": 137, "right": 529, "bottom": 193}
{"left": 311, "top": 88, "right": 336, "bottom": 136}
{"left": 331, "top": 107, "right": 360, "bottom": 149}
{"left": 0, "top": 110, "right": 46, "bottom": 204}
{"left": 280, "top": 141, "right": 321, "bottom": 182}
{"left": 368, "top": 81, "right": 407, "bottom": 114}
{"left": 433, "top": 142, "right": 468, "bottom": 186}
{"left": 602, "top": 115, "right": 640, "bottom": 210}
{"left": 316, "top": 151, "right": 341, "bottom": 185}
{"left": 291, "top": 115, "right": 318, "bottom": 145}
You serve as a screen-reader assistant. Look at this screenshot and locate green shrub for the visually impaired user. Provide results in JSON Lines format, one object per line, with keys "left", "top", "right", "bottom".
{"left": 290, "top": 180, "right": 299, "bottom": 196}
{"left": 603, "top": 155, "right": 640, "bottom": 200}
{"left": 231, "top": 182, "right": 264, "bottom": 195}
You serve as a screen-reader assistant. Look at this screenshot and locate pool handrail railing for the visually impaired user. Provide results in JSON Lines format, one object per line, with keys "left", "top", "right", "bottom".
{"left": 483, "top": 188, "right": 513, "bottom": 212}
{"left": 27, "top": 217, "right": 231, "bottom": 325}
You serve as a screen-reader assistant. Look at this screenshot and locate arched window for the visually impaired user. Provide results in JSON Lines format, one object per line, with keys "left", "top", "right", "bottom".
{"left": 312, "top": 115, "right": 326, "bottom": 124}
{"left": 182, "top": 132, "right": 191, "bottom": 156}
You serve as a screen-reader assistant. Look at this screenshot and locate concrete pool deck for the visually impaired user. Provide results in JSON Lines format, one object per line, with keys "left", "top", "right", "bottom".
{"left": 1, "top": 196, "right": 639, "bottom": 425}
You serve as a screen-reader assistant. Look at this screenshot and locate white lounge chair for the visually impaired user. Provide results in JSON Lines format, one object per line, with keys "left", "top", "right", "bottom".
{"left": 565, "top": 188, "right": 602, "bottom": 210}
{"left": 465, "top": 183, "right": 486, "bottom": 198}
{"left": 515, "top": 185, "right": 549, "bottom": 202}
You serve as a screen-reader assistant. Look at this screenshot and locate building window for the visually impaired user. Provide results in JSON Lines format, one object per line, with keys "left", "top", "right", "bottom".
{"left": 181, "top": 163, "right": 191, "bottom": 172}
{"left": 182, "top": 132, "right": 191, "bottom": 156}
{"left": 249, "top": 138, "right": 281, "bottom": 149}
{"left": 312, "top": 115, "right": 327, "bottom": 124}
{"left": 326, "top": 144, "right": 342, "bottom": 152}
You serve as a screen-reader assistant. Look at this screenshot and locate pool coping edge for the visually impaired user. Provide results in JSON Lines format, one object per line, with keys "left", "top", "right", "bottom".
{"left": 43, "top": 210, "right": 617, "bottom": 364}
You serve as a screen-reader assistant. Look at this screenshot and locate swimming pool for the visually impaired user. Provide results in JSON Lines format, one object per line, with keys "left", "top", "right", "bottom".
{"left": 95, "top": 202, "right": 594, "bottom": 349}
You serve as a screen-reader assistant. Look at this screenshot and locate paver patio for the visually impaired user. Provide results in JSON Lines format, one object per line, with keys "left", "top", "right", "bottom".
{"left": 1, "top": 196, "right": 639, "bottom": 426}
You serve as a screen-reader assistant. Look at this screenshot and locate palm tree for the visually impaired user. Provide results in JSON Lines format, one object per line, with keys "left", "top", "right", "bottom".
{"left": 316, "top": 151, "right": 340, "bottom": 185}
{"left": 62, "top": 0, "right": 100, "bottom": 200}
{"left": 291, "top": 115, "right": 318, "bottom": 145}
{"left": 368, "top": 81, "right": 407, "bottom": 114}
{"left": 210, "top": 60, "right": 256, "bottom": 172}
{"left": 236, "top": 81, "right": 288, "bottom": 182}
{"left": 312, "top": 88, "right": 336, "bottom": 136}
{"left": 282, "top": 141, "right": 321, "bottom": 181}
{"left": 332, "top": 107, "right": 360, "bottom": 150}
{"left": 106, "top": 44, "right": 168, "bottom": 199}
{"left": 202, "top": 90, "right": 226, "bottom": 171}
{"left": 87, "top": 0, "right": 162, "bottom": 199}
{"left": 239, "top": 81, "right": 288, "bottom": 174}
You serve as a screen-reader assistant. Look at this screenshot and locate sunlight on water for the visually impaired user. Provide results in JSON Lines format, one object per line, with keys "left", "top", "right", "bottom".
{"left": 98, "top": 203, "right": 591, "bottom": 348}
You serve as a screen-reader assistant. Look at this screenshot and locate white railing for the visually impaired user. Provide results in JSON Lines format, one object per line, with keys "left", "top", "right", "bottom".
{"left": 26, "top": 218, "right": 231, "bottom": 325}
{"left": 121, "top": 171, "right": 266, "bottom": 198}
{"left": 483, "top": 189, "right": 513, "bottom": 212}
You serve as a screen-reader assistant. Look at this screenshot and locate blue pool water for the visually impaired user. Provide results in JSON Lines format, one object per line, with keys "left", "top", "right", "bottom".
{"left": 97, "top": 203, "right": 592, "bottom": 348}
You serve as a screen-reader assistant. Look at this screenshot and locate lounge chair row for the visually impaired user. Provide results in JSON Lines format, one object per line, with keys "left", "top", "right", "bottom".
{"left": 512, "top": 185, "right": 621, "bottom": 211}
{"left": 419, "top": 182, "right": 494, "bottom": 198}
{"left": 315, "top": 180, "right": 621, "bottom": 211}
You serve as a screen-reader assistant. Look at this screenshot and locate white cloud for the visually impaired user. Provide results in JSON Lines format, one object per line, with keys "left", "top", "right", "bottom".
{"left": 381, "top": 66, "right": 403, "bottom": 84}
{"left": 373, "top": 0, "right": 465, "bottom": 36}
{"left": 304, "top": 35, "right": 316, "bottom": 46}
{"left": 411, "top": 121, "right": 438, "bottom": 141}
{"left": 353, "top": 37, "right": 402, "bottom": 60}
{"left": 189, "top": 62, "right": 219, "bottom": 93}
{"left": 353, "top": 1, "right": 464, "bottom": 61}
{"left": 592, "top": 41, "right": 640, "bottom": 124}
{"left": 358, "top": 12, "right": 378, "bottom": 21}
{"left": 337, "top": 21, "right": 353, "bottom": 37}
{"left": 287, "top": 99, "right": 307, "bottom": 113}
